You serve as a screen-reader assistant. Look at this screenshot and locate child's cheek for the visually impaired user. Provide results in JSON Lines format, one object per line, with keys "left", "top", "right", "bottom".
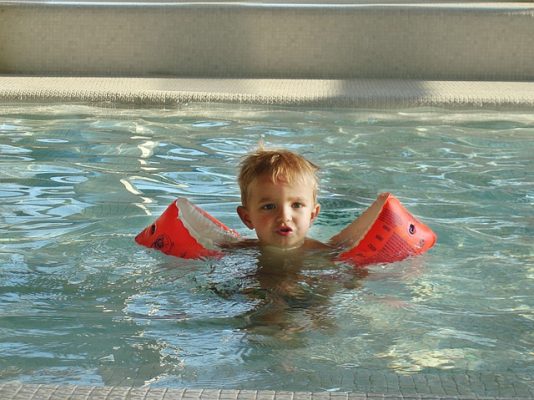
{"left": 258, "top": 214, "right": 274, "bottom": 225}
{"left": 256, "top": 212, "right": 276, "bottom": 229}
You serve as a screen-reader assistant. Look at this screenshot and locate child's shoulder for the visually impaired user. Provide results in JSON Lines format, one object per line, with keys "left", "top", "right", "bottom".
{"left": 303, "top": 238, "right": 334, "bottom": 251}
{"left": 222, "top": 237, "right": 332, "bottom": 253}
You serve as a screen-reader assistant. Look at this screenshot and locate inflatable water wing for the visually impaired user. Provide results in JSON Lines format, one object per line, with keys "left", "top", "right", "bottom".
{"left": 135, "top": 198, "right": 240, "bottom": 259}
{"left": 329, "top": 193, "right": 436, "bottom": 267}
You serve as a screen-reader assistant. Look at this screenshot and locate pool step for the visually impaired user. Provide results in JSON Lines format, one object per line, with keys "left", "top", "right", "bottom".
{"left": 0, "top": 1, "right": 533, "bottom": 80}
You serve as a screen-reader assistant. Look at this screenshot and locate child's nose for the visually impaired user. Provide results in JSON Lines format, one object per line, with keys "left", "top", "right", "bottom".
{"left": 278, "top": 206, "right": 292, "bottom": 222}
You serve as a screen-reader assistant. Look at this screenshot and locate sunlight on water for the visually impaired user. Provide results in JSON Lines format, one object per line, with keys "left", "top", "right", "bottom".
{"left": 0, "top": 103, "right": 533, "bottom": 396}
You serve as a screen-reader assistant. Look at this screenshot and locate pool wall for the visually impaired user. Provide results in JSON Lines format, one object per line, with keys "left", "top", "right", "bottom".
{"left": 1, "top": 1, "right": 534, "bottom": 80}
{"left": 0, "top": 1, "right": 534, "bottom": 106}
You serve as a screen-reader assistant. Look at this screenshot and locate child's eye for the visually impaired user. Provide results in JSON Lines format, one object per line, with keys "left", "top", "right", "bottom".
{"left": 292, "top": 202, "right": 305, "bottom": 208}
{"left": 261, "top": 203, "right": 276, "bottom": 210}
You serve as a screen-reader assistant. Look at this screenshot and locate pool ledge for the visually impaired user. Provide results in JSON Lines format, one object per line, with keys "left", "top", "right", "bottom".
{"left": 1, "top": 76, "right": 534, "bottom": 108}
{"left": 1, "top": 383, "right": 533, "bottom": 400}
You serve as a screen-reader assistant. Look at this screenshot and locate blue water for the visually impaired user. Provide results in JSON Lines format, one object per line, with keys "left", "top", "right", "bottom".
{"left": 0, "top": 103, "right": 533, "bottom": 396}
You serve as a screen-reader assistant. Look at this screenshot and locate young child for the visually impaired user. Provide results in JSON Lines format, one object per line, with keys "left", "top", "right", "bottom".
{"left": 235, "top": 148, "right": 331, "bottom": 252}
{"left": 135, "top": 146, "right": 436, "bottom": 263}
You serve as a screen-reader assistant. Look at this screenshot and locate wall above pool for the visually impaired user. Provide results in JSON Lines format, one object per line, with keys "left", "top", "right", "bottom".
{"left": 1, "top": 1, "right": 534, "bottom": 80}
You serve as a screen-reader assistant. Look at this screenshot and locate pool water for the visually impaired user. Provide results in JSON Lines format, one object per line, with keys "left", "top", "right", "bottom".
{"left": 0, "top": 103, "right": 532, "bottom": 396}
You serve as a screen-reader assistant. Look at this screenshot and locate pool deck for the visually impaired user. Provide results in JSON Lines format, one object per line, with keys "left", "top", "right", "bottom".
{"left": 1, "top": 1, "right": 534, "bottom": 107}
{"left": 1, "top": 76, "right": 534, "bottom": 107}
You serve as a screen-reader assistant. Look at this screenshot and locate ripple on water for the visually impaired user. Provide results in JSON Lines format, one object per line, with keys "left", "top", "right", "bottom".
{"left": 0, "top": 104, "right": 532, "bottom": 395}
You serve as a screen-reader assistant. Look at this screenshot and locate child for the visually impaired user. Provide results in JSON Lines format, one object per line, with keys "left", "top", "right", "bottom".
{"left": 235, "top": 148, "right": 331, "bottom": 252}
{"left": 135, "top": 147, "right": 436, "bottom": 264}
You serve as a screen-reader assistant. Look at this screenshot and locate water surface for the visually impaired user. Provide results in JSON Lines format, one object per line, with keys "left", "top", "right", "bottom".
{"left": 0, "top": 103, "right": 532, "bottom": 396}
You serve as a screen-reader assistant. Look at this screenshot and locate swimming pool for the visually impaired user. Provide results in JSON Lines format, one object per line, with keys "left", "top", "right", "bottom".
{"left": 0, "top": 102, "right": 532, "bottom": 397}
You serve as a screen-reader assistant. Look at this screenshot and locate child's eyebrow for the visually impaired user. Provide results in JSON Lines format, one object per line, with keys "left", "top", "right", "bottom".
{"left": 258, "top": 196, "right": 309, "bottom": 203}
{"left": 292, "top": 197, "right": 310, "bottom": 204}
{"left": 257, "top": 196, "right": 274, "bottom": 203}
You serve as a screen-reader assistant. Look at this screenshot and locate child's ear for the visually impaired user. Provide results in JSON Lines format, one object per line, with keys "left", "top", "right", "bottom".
{"left": 310, "top": 203, "right": 321, "bottom": 225}
{"left": 237, "top": 206, "right": 254, "bottom": 229}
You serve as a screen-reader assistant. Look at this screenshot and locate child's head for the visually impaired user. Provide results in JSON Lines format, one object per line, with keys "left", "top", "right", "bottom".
{"left": 237, "top": 148, "right": 321, "bottom": 249}
{"left": 238, "top": 148, "right": 320, "bottom": 207}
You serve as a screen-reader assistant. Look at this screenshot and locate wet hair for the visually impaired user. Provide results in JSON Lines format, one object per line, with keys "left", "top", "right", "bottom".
{"left": 238, "top": 148, "right": 320, "bottom": 206}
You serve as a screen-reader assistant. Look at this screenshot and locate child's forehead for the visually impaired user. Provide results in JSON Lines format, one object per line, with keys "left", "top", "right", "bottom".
{"left": 249, "top": 177, "right": 315, "bottom": 200}
{"left": 248, "top": 173, "right": 317, "bottom": 197}
{"left": 243, "top": 173, "right": 317, "bottom": 205}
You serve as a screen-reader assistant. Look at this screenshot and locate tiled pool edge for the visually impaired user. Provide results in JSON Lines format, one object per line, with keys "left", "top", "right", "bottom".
{"left": 1, "top": 383, "right": 532, "bottom": 400}
{"left": 1, "top": 77, "right": 534, "bottom": 108}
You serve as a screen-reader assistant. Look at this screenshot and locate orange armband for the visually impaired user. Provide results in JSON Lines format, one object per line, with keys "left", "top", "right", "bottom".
{"left": 135, "top": 198, "right": 240, "bottom": 259}
{"left": 329, "top": 193, "right": 436, "bottom": 266}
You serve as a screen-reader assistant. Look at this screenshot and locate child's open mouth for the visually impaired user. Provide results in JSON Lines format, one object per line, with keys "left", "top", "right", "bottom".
{"left": 277, "top": 227, "right": 293, "bottom": 236}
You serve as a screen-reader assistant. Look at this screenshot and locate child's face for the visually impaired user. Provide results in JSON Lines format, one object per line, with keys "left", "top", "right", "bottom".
{"left": 237, "top": 174, "right": 320, "bottom": 249}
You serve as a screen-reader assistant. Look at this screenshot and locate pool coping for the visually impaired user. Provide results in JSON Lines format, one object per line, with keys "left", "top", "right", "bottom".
{"left": 1, "top": 76, "right": 534, "bottom": 108}
{"left": 1, "top": 383, "right": 533, "bottom": 400}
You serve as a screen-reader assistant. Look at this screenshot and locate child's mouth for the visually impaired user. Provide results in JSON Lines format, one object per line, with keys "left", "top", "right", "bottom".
{"left": 277, "top": 227, "right": 293, "bottom": 236}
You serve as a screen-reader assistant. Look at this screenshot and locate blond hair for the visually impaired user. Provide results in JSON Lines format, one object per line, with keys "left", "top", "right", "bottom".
{"left": 238, "top": 148, "right": 320, "bottom": 206}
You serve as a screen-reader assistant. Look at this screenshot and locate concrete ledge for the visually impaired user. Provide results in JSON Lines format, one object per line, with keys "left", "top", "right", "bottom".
{"left": 1, "top": 76, "right": 534, "bottom": 107}
{"left": 1, "top": 2, "right": 534, "bottom": 80}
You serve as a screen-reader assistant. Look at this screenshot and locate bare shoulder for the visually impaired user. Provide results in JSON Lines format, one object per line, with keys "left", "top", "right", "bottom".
{"left": 303, "top": 238, "right": 334, "bottom": 251}
{"left": 221, "top": 238, "right": 332, "bottom": 253}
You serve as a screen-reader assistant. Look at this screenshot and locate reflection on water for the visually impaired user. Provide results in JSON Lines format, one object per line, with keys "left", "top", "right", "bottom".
{"left": 0, "top": 103, "right": 533, "bottom": 395}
